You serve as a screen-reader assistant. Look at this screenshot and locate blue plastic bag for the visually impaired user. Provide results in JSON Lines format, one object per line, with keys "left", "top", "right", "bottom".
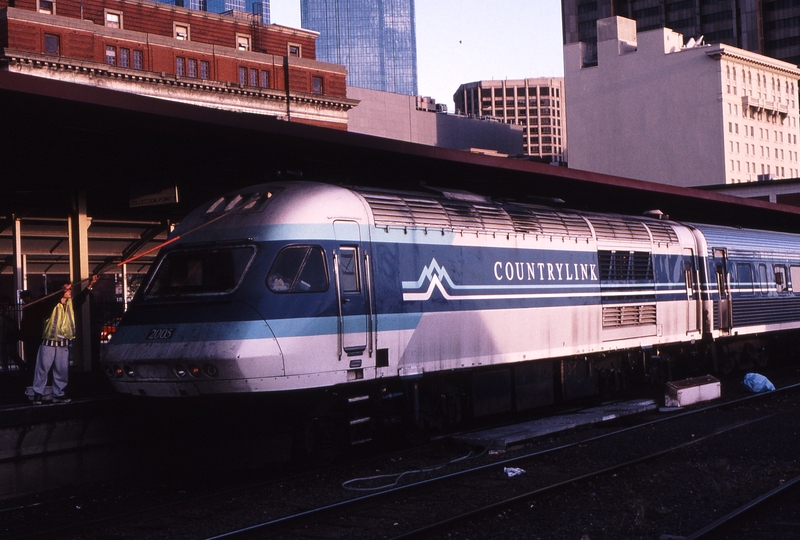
{"left": 742, "top": 373, "right": 775, "bottom": 393}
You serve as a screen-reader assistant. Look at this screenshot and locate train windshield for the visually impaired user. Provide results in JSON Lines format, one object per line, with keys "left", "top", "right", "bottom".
{"left": 145, "top": 245, "right": 255, "bottom": 298}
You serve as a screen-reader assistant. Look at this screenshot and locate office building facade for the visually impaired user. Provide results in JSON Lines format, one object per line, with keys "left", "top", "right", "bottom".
{"left": 2, "top": 0, "right": 355, "bottom": 129}
{"left": 562, "top": 0, "right": 800, "bottom": 67}
{"left": 453, "top": 78, "right": 566, "bottom": 162}
{"left": 564, "top": 17, "right": 800, "bottom": 187}
{"left": 301, "top": 0, "right": 418, "bottom": 95}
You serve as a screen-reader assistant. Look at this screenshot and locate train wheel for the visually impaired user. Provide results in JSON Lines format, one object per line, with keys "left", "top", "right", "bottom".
{"left": 715, "top": 344, "right": 737, "bottom": 375}
{"left": 750, "top": 343, "right": 769, "bottom": 368}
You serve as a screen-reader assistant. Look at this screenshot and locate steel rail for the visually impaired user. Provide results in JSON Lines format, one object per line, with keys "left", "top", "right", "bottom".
{"left": 684, "top": 474, "right": 800, "bottom": 540}
{"left": 390, "top": 413, "right": 784, "bottom": 540}
{"left": 205, "top": 382, "right": 800, "bottom": 540}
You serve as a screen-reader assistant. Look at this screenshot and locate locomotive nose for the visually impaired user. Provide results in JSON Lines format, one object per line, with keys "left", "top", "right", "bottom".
{"left": 102, "top": 310, "right": 285, "bottom": 396}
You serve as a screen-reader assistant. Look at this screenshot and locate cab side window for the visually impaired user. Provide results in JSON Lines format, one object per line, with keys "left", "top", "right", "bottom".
{"left": 337, "top": 246, "right": 360, "bottom": 293}
{"left": 267, "top": 245, "right": 328, "bottom": 293}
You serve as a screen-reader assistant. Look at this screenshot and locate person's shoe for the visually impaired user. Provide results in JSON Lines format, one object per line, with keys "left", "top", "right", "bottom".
{"left": 52, "top": 396, "right": 71, "bottom": 404}
{"left": 32, "top": 393, "right": 43, "bottom": 405}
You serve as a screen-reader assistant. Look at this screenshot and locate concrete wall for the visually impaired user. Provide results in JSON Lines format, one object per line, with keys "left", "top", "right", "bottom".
{"left": 347, "top": 87, "right": 523, "bottom": 155}
{"left": 565, "top": 20, "right": 726, "bottom": 187}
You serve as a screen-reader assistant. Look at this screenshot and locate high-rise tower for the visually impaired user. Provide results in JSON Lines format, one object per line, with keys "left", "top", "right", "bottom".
{"left": 301, "top": 0, "right": 418, "bottom": 95}
{"left": 562, "top": 0, "right": 800, "bottom": 67}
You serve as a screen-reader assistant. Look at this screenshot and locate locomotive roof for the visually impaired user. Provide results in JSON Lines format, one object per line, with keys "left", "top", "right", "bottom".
{"left": 171, "top": 181, "right": 683, "bottom": 246}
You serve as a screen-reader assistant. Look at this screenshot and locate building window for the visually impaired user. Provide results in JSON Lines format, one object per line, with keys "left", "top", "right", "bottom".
{"left": 119, "top": 48, "right": 130, "bottom": 68}
{"left": 288, "top": 44, "right": 301, "bottom": 57}
{"left": 38, "top": 0, "right": 55, "bottom": 14}
{"left": 238, "top": 67, "right": 247, "bottom": 86}
{"left": 105, "top": 10, "right": 122, "bottom": 28}
{"left": 176, "top": 57, "right": 186, "bottom": 76}
{"left": 312, "top": 76, "right": 323, "bottom": 94}
{"left": 43, "top": 33, "right": 60, "bottom": 55}
{"left": 133, "top": 50, "right": 143, "bottom": 70}
{"left": 249, "top": 68, "right": 258, "bottom": 86}
{"left": 174, "top": 23, "right": 190, "bottom": 41}
{"left": 236, "top": 34, "right": 251, "bottom": 51}
{"left": 106, "top": 46, "right": 116, "bottom": 66}
{"left": 200, "top": 60, "right": 210, "bottom": 79}
{"left": 188, "top": 58, "right": 197, "bottom": 78}
{"left": 260, "top": 70, "right": 270, "bottom": 88}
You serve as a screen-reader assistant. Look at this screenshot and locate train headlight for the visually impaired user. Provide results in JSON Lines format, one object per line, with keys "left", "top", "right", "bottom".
{"left": 188, "top": 364, "right": 201, "bottom": 377}
{"left": 203, "top": 364, "right": 219, "bottom": 378}
{"left": 174, "top": 365, "right": 188, "bottom": 378}
{"left": 124, "top": 365, "right": 135, "bottom": 378}
{"left": 113, "top": 365, "right": 124, "bottom": 378}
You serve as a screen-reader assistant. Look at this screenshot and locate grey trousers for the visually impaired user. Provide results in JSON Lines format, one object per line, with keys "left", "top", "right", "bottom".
{"left": 32, "top": 343, "right": 69, "bottom": 398}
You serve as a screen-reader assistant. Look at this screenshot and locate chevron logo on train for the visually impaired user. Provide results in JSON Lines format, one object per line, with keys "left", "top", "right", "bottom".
{"left": 401, "top": 258, "right": 600, "bottom": 302}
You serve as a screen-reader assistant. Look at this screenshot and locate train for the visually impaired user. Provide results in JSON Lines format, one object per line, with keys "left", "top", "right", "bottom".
{"left": 100, "top": 181, "right": 800, "bottom": 440}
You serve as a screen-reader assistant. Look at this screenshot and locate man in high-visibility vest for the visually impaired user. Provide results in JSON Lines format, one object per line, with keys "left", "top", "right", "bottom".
{"left": 32, "top": 275, "right": 99, "bottom": 404}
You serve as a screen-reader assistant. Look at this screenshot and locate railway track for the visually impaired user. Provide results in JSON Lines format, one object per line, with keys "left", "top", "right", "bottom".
{"left": 200, "top": 381, "right": 800, "bottom": 539}
{"left": 4, "top": 376, "right": 799, "bottom": 539}
{"left": 680, "top": 474, "right": 800, "bottom": 539}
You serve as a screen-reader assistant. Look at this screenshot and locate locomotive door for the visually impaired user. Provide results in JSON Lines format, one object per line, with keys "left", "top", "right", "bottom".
{"left": 713, "top": 248, "right": 732, "bottom": 333}
{"left": 333, "top": 220, "right": 370, "bottom": 359}
{"left": 683, "top": 248, "right": 701, "bottom": 334}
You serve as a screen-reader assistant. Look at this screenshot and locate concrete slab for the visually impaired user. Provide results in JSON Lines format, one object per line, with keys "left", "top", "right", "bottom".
{"left": 452, "top": 399, "right": 657, "bottom": 450}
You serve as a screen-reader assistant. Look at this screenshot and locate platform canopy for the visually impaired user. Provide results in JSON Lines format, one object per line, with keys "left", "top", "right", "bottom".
{"left": 3, "top": 69, "right": 800, "bottom": 278}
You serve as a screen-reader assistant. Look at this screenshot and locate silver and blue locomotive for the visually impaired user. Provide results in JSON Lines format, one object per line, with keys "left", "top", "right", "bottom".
{"left": 101, "top": 181, "right": 800, "bottom": 424}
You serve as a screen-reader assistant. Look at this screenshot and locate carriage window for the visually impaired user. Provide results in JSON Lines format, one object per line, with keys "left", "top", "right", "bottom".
{"left": 337, "top": 247, "right": 360, "bottom": 293}
{"left": 267, "top": 245, "right": 328, "bottom": 293}
{"left": 736, "top": 264, "right": 754, "bottom": 295}
{"left": 791, "top": 266, "right": 800, "bottom": 295}
{"left": 775, "top": 265, "right": 788, "bottom": 293}
{"left": 759, "top": 264, "right": 768, "bottom": 294}
{"left": 146, "top": 246, "right": 255, "bottom": 297}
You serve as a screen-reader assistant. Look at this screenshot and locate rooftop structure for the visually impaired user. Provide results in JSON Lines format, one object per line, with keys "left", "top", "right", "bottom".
{"left": 152, "top": 0, "right": 270, "bottom": 24}
{"left": 347, "top": 87, "right": 523, "bottom": 155}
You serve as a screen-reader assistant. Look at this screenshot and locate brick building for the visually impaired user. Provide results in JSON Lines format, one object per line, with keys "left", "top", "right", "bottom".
{"left": 0, "top": 0, "right": 357, "bottom": 128}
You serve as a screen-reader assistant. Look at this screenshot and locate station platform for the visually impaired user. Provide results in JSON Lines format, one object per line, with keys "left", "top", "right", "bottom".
{"left": 452, "top": 399, "right": 658, "bottom": 450}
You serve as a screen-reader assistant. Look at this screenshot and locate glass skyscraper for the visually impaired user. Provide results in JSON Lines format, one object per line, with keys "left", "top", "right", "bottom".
{"left": 301, "top": 0, "right": 418, "bottom": 95}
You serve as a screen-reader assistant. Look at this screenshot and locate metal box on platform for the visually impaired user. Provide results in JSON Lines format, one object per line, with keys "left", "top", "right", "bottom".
{"left": 665, "top": 375, "right": 720, "bottom": 407}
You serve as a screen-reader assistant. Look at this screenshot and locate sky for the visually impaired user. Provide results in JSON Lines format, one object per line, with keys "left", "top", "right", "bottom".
{"left": 269, "top": 0, "right": 565, "bottom": 112}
